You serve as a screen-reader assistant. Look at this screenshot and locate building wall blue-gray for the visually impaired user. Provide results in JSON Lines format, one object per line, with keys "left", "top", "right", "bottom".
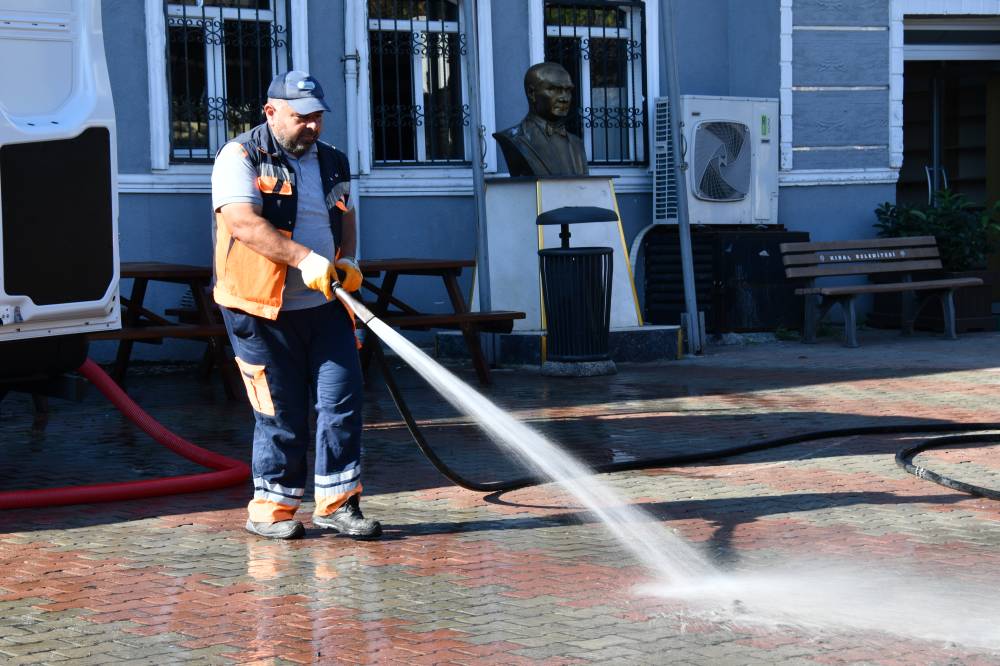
{"left": 118, "top": 194, "right": 213, "bottom": 265}
{"left": 790, "top": 0, "right": 890, "bottom": 170}
{"left": 728, "top": 0, "right": 780, "bottom": 98}
{"left": 94, "top": 0, "right": 905, "bottom": 360}
{"left": 95, "top": 194, "right": 218, "bottom": 362}
{"left": 779, "top": 183, "right": 894, "bottom": 242}
{"left": 617, "top": 193, "right": 653, "bottom": 252}
{"left": 102, "top": 0, "right": 151, "bottom": 173}
{"left": 667, "top": 1, "right": 729, "bottom": 96}
{"left": 491, "top": 0, "right": 532, "bottom": 172}
{"left": 659, "top": 0, "right": 780, "bottom": 99}
{"left": 308, "top": 0, "right": 347, "bottom": 151}
{"left": 360, "top": 197, "right": 475, "bottom": 326}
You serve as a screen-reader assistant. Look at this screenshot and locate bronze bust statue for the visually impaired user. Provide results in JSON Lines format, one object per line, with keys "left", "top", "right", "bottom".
{"left": 494, "top": 62, "right": 589, "bottom": 177}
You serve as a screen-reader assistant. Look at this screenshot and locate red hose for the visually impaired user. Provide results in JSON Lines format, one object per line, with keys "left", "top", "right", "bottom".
{"left": 0, "top": 358, "right": 250, "bottom": 510}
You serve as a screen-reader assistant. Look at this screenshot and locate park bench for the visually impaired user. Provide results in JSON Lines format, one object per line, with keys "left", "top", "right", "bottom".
{"left": 779, "top": 236, "right": 983, "bottom": 347}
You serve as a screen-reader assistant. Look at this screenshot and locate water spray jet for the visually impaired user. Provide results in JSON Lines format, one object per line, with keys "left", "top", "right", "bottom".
{"left": 333, "top": 277, "right": 1000, "bottom": 503}
{"left": 333, "top": 281, "right": 1000, "bottom": 650}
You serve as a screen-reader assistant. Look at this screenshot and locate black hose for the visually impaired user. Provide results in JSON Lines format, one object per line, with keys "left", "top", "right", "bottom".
{"left": 344, "top": 277, "right": 1000, "bottom": 500}
{"left": 896, "top": 433, "right": 1000, "bottom": 501}
{"left": 372, "top": 340, "right": 516, "bottom": 492}
{"left": 370, "top": 343, "right": 1000, "bottom": 499}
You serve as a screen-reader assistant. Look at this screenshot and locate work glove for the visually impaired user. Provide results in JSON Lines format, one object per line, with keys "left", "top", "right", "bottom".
{"left": 297, "top": 251, "right": 335, "bottom": 301}
{"left": 335, "top": 255, "right": 363, "bottom": 292}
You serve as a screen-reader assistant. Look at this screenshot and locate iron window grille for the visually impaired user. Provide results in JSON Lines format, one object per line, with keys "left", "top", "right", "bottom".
{"left": 165, "top": 0, "right": 292, "bottom": 163}
{"left": 544, "top": 0, "right": 648, "bottom": 167}
{"left": 368, "top": 0, "right": 471, "bottom": 166}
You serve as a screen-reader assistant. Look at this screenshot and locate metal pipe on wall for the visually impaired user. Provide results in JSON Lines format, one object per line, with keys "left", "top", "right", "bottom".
{"left": 662, "top": 0, "right": 703, "bottom": 354}
{"left": 931, "top": 73, "right": 942, "bottom": 205}
{"left": 463, "top": 0, "right": 492, "bottom": 317}
{"left": 344, "top": 0, "right": 362, "bottom": 257}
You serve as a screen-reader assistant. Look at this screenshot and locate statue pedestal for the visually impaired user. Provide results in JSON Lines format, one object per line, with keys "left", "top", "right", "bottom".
{"left": 464, "top": 176, "right": 681, "bottom": 367}
{"left": 473, "top": 176, "right": 641, "bottom": 331}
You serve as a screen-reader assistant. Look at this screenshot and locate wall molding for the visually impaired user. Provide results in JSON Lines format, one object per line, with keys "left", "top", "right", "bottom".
{"left": 779, "top": 168, "right": 899, "bottom": 187}
{"left": 145, "top": 0, "right": 169, "bottom": 171}
{"left": 118, "top": 167, "right": 654, "bottom": 197}
{"left": 891, "top": 0, "right": 1000, "bottom": 175}
{"left": 890, "top": 0, "right": 904, "bottom": 169}
{"left": 527, "top": 0, "right": 544, "bottom": 66}
{"left": 118, "top": 170, "right": 211, "bottom": 194}
{"left": 779, "top": 0, "right": 793, "bottom": 171}
{"left": 898, "top": 0, "right": 1000, "bottom": 12}
{"left": 780, "top": 0, "right": 898, "bottom": 185}
{"left": 290, "top": 0, "right": 308, "bottom": 71}
{"left": 358, "top": 167, "right": 652, "bottom": 198}
{"left": 476, "top": 0, "right": 497, "bottom": 174}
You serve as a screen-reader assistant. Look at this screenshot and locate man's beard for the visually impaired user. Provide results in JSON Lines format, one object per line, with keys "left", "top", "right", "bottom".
{"left": 273, "top": 128, "right": 315, "bottom": 156}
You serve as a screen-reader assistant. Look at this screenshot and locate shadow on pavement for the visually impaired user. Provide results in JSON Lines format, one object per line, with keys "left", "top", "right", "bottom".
{"left": 364, "top": 413, "right": 993, "bottom": 496}
{"left": 4, "top": 331, "right": 1000, "bottom": 533}
{"left": 366, "top": 490, "right": 972, "bottom": 551}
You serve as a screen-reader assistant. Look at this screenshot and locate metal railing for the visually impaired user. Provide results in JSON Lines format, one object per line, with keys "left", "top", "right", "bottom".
{"left": 165, "top": 0, "right": 292, "bottom": 162}
{"left": 368, "top": 0, "right": 470, "bottom": 166}
{"left": 543, "top": 0, "right": 648, "bottom": 167}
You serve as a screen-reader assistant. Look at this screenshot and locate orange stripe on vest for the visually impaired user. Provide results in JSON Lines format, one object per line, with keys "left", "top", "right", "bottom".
{"left": 256, "top": 176, "right": 292, "bottom": 195}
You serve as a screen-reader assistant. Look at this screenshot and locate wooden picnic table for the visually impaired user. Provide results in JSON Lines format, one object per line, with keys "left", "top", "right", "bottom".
{"left": 87, "top": 262, "right": 238, "bottom": 397}
{"left": 358, "top": 258, "right": 524, "bottom": 385}
{"left": 91, "top": 259, "right": 524, "bottom": 391}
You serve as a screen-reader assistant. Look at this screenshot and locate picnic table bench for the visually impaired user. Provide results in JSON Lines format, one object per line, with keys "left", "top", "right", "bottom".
{"left": 94, "top": 259, "right": 524, "bottom": 389}
{"left": 780, "top": 236, "right": 983, "bottom": 347}
{"left": 86, "top": 262, "right": 238, "bottom": 396}
{"left": 358, "top": 258, "right": 525, "bottom": 385}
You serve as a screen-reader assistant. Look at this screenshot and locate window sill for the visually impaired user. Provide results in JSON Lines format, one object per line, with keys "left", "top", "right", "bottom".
{"left": 592, "top": 167, "right": 652, "bottom": 194}
{"left": 359, "top": 167, "right": 482, "bottom": 197}
{"left": 118, "top": 165, "right": 655, "bottom": 196}
{"left": 778, "top": 168, "right": 900, "bottom": 187}
{"left": 359, "top": 165, "right": 652, "bottom": 197}
{"left": 118, "top": 165, "right": 213, "bottom": 194}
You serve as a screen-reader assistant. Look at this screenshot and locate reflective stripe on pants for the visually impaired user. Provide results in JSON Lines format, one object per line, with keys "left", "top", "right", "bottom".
{"left": 221, "top": 300, "right": 363, "bottom": 524}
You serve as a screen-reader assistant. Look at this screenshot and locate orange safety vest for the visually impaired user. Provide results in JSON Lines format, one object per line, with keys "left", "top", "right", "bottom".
{"left": 212, "top": 122, "right": 351, "bottom": 319}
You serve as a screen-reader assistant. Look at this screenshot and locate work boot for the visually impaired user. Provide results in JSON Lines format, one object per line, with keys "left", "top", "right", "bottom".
{"left": 244, "top": 518, "right": 305, "bottom": 540}
{"left": 312, "top": 495, "right": 382, "bottom": 539}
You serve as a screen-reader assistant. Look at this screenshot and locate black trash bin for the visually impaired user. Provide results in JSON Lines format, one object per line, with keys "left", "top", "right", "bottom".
{"left": 539, "top": 246, "right": 613, "bottom": 361}
{"left": 536, "top": 206, "right": 618, "bottom": 375}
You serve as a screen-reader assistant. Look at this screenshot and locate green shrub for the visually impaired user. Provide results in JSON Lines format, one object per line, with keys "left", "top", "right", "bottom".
{"left": 774, "top": 326, "right": 800, "bottom": 341}
{"left": 874, "top": 190, "right": 1000, "bottom": 272}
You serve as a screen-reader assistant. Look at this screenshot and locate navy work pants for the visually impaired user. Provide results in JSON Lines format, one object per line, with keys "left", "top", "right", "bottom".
{"left": 220, "top": 300, "right": 363, "bottom": 523}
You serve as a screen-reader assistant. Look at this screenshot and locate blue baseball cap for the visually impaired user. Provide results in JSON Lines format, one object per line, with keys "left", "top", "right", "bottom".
{"left": 266, "top": 70, "right": 330, "bottom": 114}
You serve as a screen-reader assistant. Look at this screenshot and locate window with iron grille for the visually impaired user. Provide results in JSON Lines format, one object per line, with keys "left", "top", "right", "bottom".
{"left": 544, "top": 0, "right": 647, "bottom": 167}
{"left": 165, "top": 0, "right": 292, "bottom": 163}
{"left": 368, "top": 0, "right": 470, "bottom": 166}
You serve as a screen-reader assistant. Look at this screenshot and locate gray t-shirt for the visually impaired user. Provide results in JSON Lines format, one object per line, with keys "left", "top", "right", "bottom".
{"left": 212, "top": 141, "right": 334, "bottom": 311}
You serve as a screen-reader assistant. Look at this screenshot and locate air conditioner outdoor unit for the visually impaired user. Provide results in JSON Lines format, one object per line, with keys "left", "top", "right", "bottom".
{"left": 653, "top": 95, "right": 779, "bottom": 226}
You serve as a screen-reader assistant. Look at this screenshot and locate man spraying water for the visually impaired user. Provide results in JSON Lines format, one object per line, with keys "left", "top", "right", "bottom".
{"left": 211, "top": 71, "right": 380, "bottom": 541}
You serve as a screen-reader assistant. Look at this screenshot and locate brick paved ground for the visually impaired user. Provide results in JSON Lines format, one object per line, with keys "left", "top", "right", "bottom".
{"left": 2, "top": 329, "right": 1000, "bottom": 664}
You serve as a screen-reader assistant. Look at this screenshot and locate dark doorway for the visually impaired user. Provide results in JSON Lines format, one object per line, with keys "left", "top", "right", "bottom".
{"left": 899, "top": 60, "right": 1000, "bottom": 207}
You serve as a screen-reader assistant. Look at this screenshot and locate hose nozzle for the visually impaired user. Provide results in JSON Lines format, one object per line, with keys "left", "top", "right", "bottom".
{"left": 332, "top": 280, "right": 377, "bottom": 324}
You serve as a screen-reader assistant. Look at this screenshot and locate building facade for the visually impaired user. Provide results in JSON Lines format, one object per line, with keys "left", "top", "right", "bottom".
{"left": 97, "top": 0, "right": 999, "bottom": 359}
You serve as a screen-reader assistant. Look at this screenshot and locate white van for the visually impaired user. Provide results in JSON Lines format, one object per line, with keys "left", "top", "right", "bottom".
{"left": 0, "top": 0, "right": 119, "bottom": 383}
